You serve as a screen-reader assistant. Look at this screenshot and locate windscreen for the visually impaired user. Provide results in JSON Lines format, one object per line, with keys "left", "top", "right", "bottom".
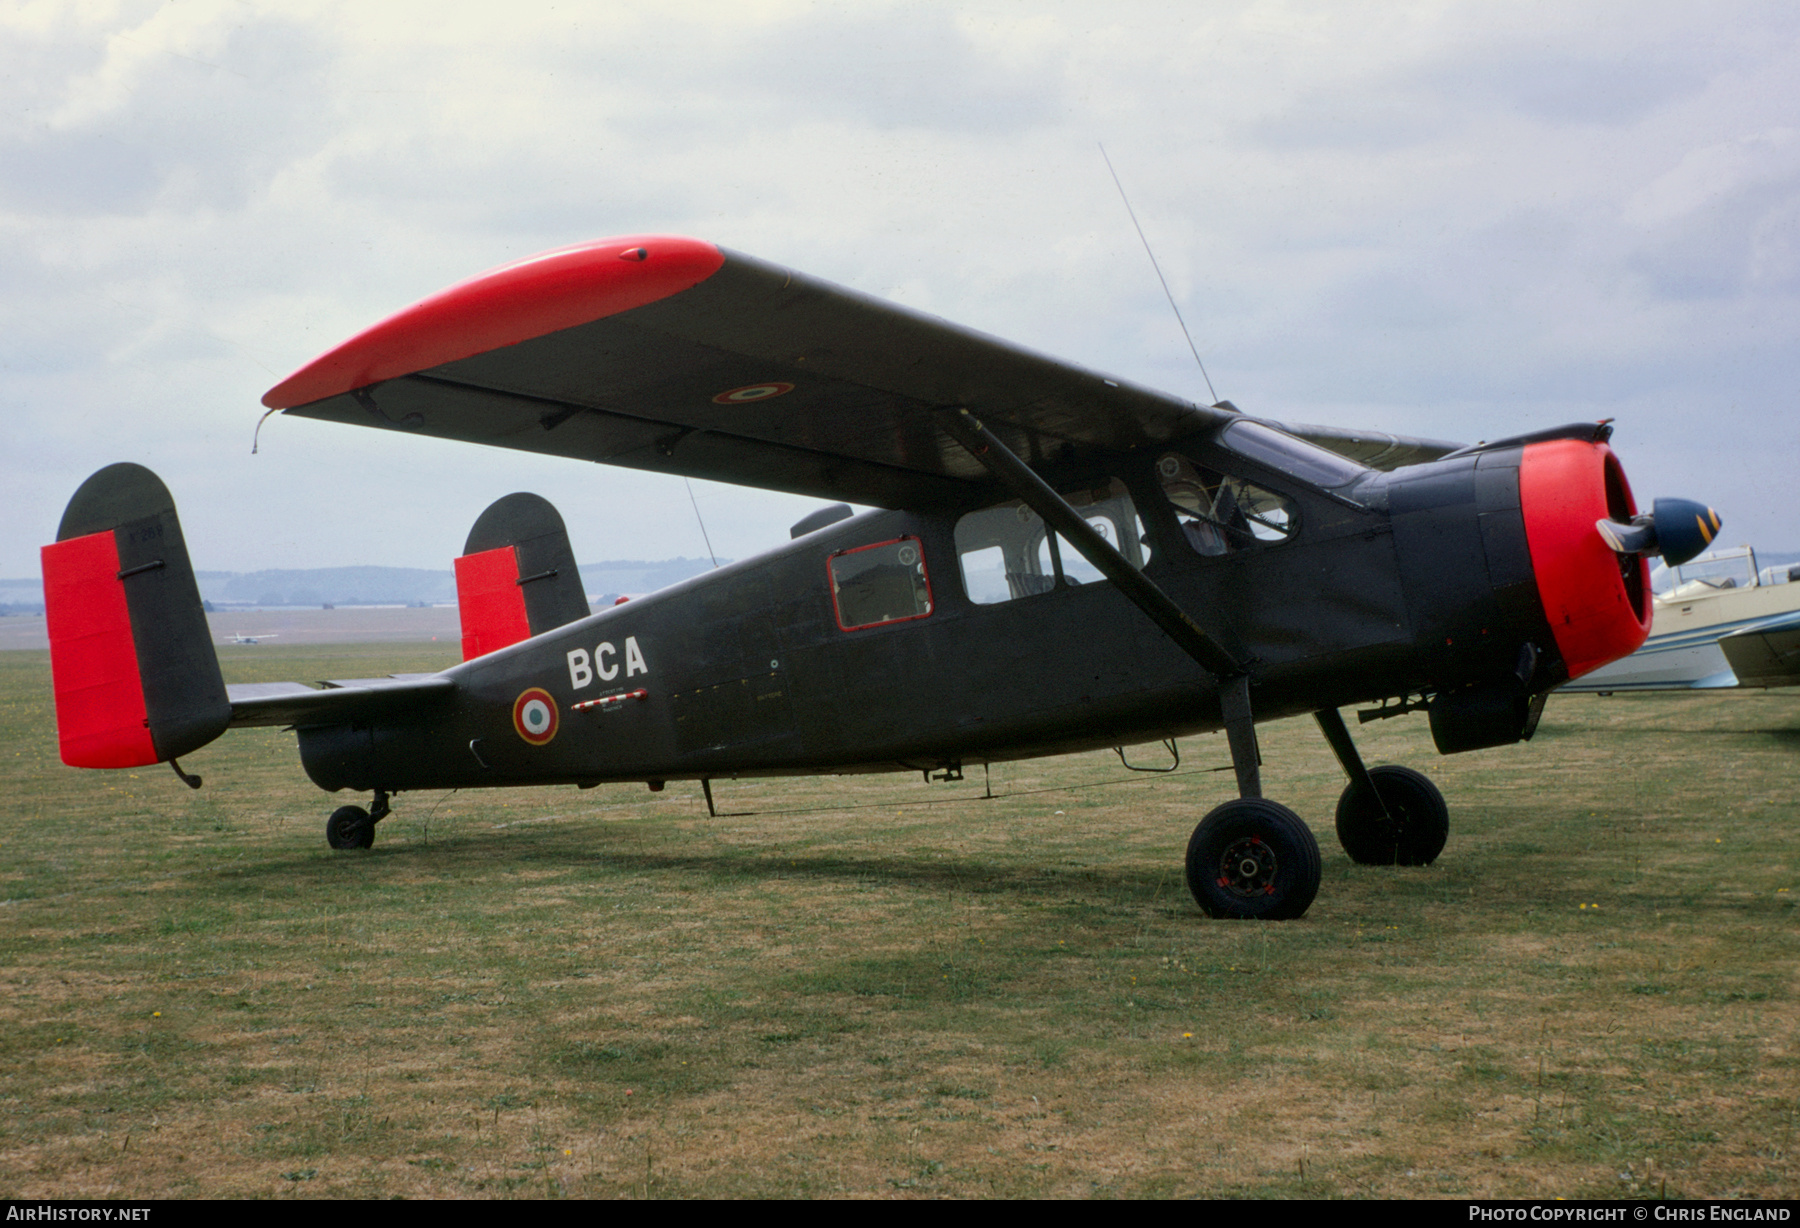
{"left": 1221, "top": 420, "right": 1367, "bottom": 489}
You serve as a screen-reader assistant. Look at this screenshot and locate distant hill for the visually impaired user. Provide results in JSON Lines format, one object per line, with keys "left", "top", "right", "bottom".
{"left": 198, "top": 567, "right": 455, "bottom": 607}
{"left": 576, "top": 559, "right": 726, "bottom": 602}
{"left": 5, "top": 544, "right": 1798, "bottom": 618}
{"left": 0, "top": 557, "right": 726, "bottom": 613}
{"left": 0, "top": 576, "right": 46, "bottom": 616}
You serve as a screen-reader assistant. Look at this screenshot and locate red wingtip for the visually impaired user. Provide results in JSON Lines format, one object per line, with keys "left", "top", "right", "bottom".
{"left": 263, "top": 235, "right": 725, "bottom": 409}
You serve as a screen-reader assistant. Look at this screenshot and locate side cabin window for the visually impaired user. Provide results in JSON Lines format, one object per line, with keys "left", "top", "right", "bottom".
{"left": 828, "top": 536, "right": 934, "bottom": 630}
{"left": 955, "top": 479, "right": 1150, "bottom": 604}
{"left": 1157, "top": 453, "right": 1297, "bottom": 556}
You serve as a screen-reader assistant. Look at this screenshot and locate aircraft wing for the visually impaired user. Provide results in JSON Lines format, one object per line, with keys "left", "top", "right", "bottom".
{"left": 264, "top": 236, "right": 1460, "bottom": 508}
{"left": 1718, "top": 617, "right": 1800, "bottom": 688}
{"left": 1560, "top": 605, "right": 1800, "bottom": 692}
{"left": 226, "top": 674, "right": 454, "bottom": 729}
{"left": 1267, "top": 421, "right": 1461, "bottom": 471}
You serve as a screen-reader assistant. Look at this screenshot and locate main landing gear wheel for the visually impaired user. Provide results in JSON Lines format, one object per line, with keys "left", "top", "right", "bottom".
{"left": 326, "top": 805, "right": 375, "bottom": 850}
{"left": 1334, "top": 765, "right": 1448, "bottom": 866}
{"left": 1185, "top": 798, "right": 1322, "bottom": 921}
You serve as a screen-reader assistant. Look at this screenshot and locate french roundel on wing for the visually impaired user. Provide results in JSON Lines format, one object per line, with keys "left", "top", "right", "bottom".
{"left": 711, "top": 382, "right": 794, "bottom": 405}
{"left": 512, "top": 688, "right": 559, "bottom": 746}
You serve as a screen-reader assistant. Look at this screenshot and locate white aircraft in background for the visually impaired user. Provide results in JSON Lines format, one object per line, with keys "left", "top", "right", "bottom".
{"left": 221, "top": 633, "right": 278, "bottom": 645}
{"left": 1562, "top": 546, "right": 1800, "bottom": 692}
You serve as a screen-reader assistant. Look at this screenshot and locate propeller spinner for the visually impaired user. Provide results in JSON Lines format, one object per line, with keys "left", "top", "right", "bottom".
{"left": 1596, "top": 497, "right": 1723, "bottom": 568}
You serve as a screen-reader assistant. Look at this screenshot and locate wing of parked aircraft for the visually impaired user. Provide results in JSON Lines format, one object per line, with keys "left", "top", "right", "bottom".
{"left": 264, "top": 235, "right": 1459, "bottom": 508}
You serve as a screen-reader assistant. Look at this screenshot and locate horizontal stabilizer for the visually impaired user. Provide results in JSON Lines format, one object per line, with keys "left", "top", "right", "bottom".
{"left": 227, "top": 674, "right": 456, "bottom": 728}
{"left": 454, "top": 492, "right": 589, "bottom": 660}
{"left": 43, "top": 464, "right": 229, "bottom": 768}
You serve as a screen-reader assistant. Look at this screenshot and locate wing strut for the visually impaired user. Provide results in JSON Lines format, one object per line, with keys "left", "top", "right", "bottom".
{"left": 939, "top": 408, "right": 1263, "bottom": 797}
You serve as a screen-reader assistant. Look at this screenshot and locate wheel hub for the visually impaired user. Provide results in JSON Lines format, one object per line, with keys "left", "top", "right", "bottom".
{"left": 1217, "top": 835, "right": 1277, "bottom": 897}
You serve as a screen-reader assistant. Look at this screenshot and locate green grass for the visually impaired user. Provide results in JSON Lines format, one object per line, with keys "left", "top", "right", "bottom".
{"left": 0, "top": 645, "right": 1796, "bottom": 1197}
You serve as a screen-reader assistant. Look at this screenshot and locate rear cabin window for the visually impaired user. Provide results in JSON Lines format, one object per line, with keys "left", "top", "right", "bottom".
{"left": 1157, "top": 453, "right": 1297, "bottom": 555}
{"left": 828, "top": 536, "right": 934, "bottom": 630}
{"left": 955, "top": 479, "right": 1149, "bottom": 604}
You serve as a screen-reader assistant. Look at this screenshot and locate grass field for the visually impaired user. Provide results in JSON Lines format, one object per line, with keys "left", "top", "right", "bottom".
{"left": 1, "top": 643, "right": 1795, "bottom": 1198}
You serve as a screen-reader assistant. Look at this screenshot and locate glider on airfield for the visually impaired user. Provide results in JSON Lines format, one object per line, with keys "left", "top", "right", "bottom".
{"left": 1561, "top": 545, "right": 1800, "bottom": 693}
{"left": 41, "top": 235, "right": 1721, "bottom": 920}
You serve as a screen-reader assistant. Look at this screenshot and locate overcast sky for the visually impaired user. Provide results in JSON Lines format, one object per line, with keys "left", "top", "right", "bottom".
{"left": 3, "top": 0, "right": 1796, "bottom": 578}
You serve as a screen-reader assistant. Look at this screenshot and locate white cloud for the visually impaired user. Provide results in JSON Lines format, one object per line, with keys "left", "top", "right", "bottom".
{"left": 3, "top": 0, "right": 1799, "bottom": 577}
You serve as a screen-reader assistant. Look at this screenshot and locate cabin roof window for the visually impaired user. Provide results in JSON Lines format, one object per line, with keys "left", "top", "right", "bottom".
{"left": 1220, "top": 420, "right": 1367, "bottom": 489}
{"left": 828, "top": 536, "right": 934, "bottom": 631}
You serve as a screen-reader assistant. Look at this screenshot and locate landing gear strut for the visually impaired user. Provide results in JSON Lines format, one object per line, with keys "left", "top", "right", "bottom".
{"left": 939, "top": 413, "right": 1318, "bottom": 919}
{"left": 1183, "top": 677, "right": 1323, "bottom": 920}
{"left": 1316, "top": 709, "right": 1448, "bottom": 865}
{"left": 326, "top": 790, "right": 390, "bottom": 850}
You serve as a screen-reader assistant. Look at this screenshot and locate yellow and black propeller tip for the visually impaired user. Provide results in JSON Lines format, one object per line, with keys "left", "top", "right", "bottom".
{"left": 1595, "top": 498, "right": 1721, "bottom": 568}
{"left": 1651, "top": 497, "right": 1722, "bottom": 567}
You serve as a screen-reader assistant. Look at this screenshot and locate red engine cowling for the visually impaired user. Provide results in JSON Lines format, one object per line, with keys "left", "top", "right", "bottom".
{"left": 1518, "top": 439, "right": 1653, "bottom": 681}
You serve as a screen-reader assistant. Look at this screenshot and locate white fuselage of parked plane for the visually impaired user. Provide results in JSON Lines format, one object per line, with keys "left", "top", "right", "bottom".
{"left": 1563, "top": 547, "right": 1800, "bottom": 691}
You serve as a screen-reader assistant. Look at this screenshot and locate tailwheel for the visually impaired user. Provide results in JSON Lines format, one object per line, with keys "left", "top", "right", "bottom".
{"left": 326, "top": 805, "right": 375, "bottom": 850}
{"left": 1334, "top": 765, "right": 1447, "bottom": 866}
{"left": 1185, "top": 798, "right": 1322, "bottom": 920}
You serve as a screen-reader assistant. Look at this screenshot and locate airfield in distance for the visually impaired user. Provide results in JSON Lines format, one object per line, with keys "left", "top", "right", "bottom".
{"left": 0, "top": 604, "right": 466, "bottom": 652}
{"left": 0, "top": 556, "right": 721, "bottom": 651}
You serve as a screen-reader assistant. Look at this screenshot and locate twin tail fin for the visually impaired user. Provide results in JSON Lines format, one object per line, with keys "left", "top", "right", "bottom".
{"left": 44, "top": 472, "right": 585, "bottom": 769}
{"left": 454, "top": 492, "right": 590, "bottom": 660}
{"left": 42, "top": 464, "right": 229, "bottom": 768}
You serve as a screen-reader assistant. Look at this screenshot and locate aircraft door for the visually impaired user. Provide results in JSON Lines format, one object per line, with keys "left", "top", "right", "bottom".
{"left": 668, "top": 570, "right": 796, "bottom": 758}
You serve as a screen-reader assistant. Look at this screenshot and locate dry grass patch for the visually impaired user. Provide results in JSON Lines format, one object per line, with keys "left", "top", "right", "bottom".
{"left": 0, "top": 650, "right": 1796, "bottom": 1196}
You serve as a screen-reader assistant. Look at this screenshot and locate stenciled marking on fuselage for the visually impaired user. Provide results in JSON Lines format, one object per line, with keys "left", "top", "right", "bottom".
{"left": 566, "top": 636, "right": 648, "bottom": 689}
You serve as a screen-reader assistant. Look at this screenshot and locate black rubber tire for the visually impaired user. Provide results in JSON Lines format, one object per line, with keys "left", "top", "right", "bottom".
{"left": 1185, "top": 798, "right": 1322, "bottom": 920}
{"left": 326, "top": 805, "right": 375, "bottom": 850}
{"left": 1334, "top": 765, "right": 1448, "bottom": 866}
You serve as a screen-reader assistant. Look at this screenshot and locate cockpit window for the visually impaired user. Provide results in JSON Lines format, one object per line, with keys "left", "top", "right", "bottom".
{"left": 1220, "top": 420, "right": 1367, "bottom": 489}
{"left": 1157, "top": 453, "right": 1296, "bottom": 555}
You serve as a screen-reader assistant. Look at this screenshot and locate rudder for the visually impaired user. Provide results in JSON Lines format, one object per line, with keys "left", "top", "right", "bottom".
{"left": 454, "top": 493, "right": 590, "bottom": 660}
{"left": 42, "top": 464, "right": 230, "bottom": 768}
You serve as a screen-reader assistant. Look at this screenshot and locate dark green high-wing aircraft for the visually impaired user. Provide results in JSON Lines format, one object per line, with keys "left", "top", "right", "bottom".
{"left": 41, "top": 235, "right": 1720, "bottom": 920}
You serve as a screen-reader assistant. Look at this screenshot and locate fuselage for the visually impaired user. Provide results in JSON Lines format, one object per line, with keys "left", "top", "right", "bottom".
{"left": 297, "top": 422, "right": 1647, "bottom": 794}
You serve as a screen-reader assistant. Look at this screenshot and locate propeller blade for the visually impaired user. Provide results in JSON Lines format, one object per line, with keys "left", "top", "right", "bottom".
{"left": 1596, "top": 517, "right": 1657, "bottom": 555}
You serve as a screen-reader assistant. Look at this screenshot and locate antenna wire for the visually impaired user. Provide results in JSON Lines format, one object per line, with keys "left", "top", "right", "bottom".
{"left": 1099, "top": 143, "right": 1220, "bottom": 404}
